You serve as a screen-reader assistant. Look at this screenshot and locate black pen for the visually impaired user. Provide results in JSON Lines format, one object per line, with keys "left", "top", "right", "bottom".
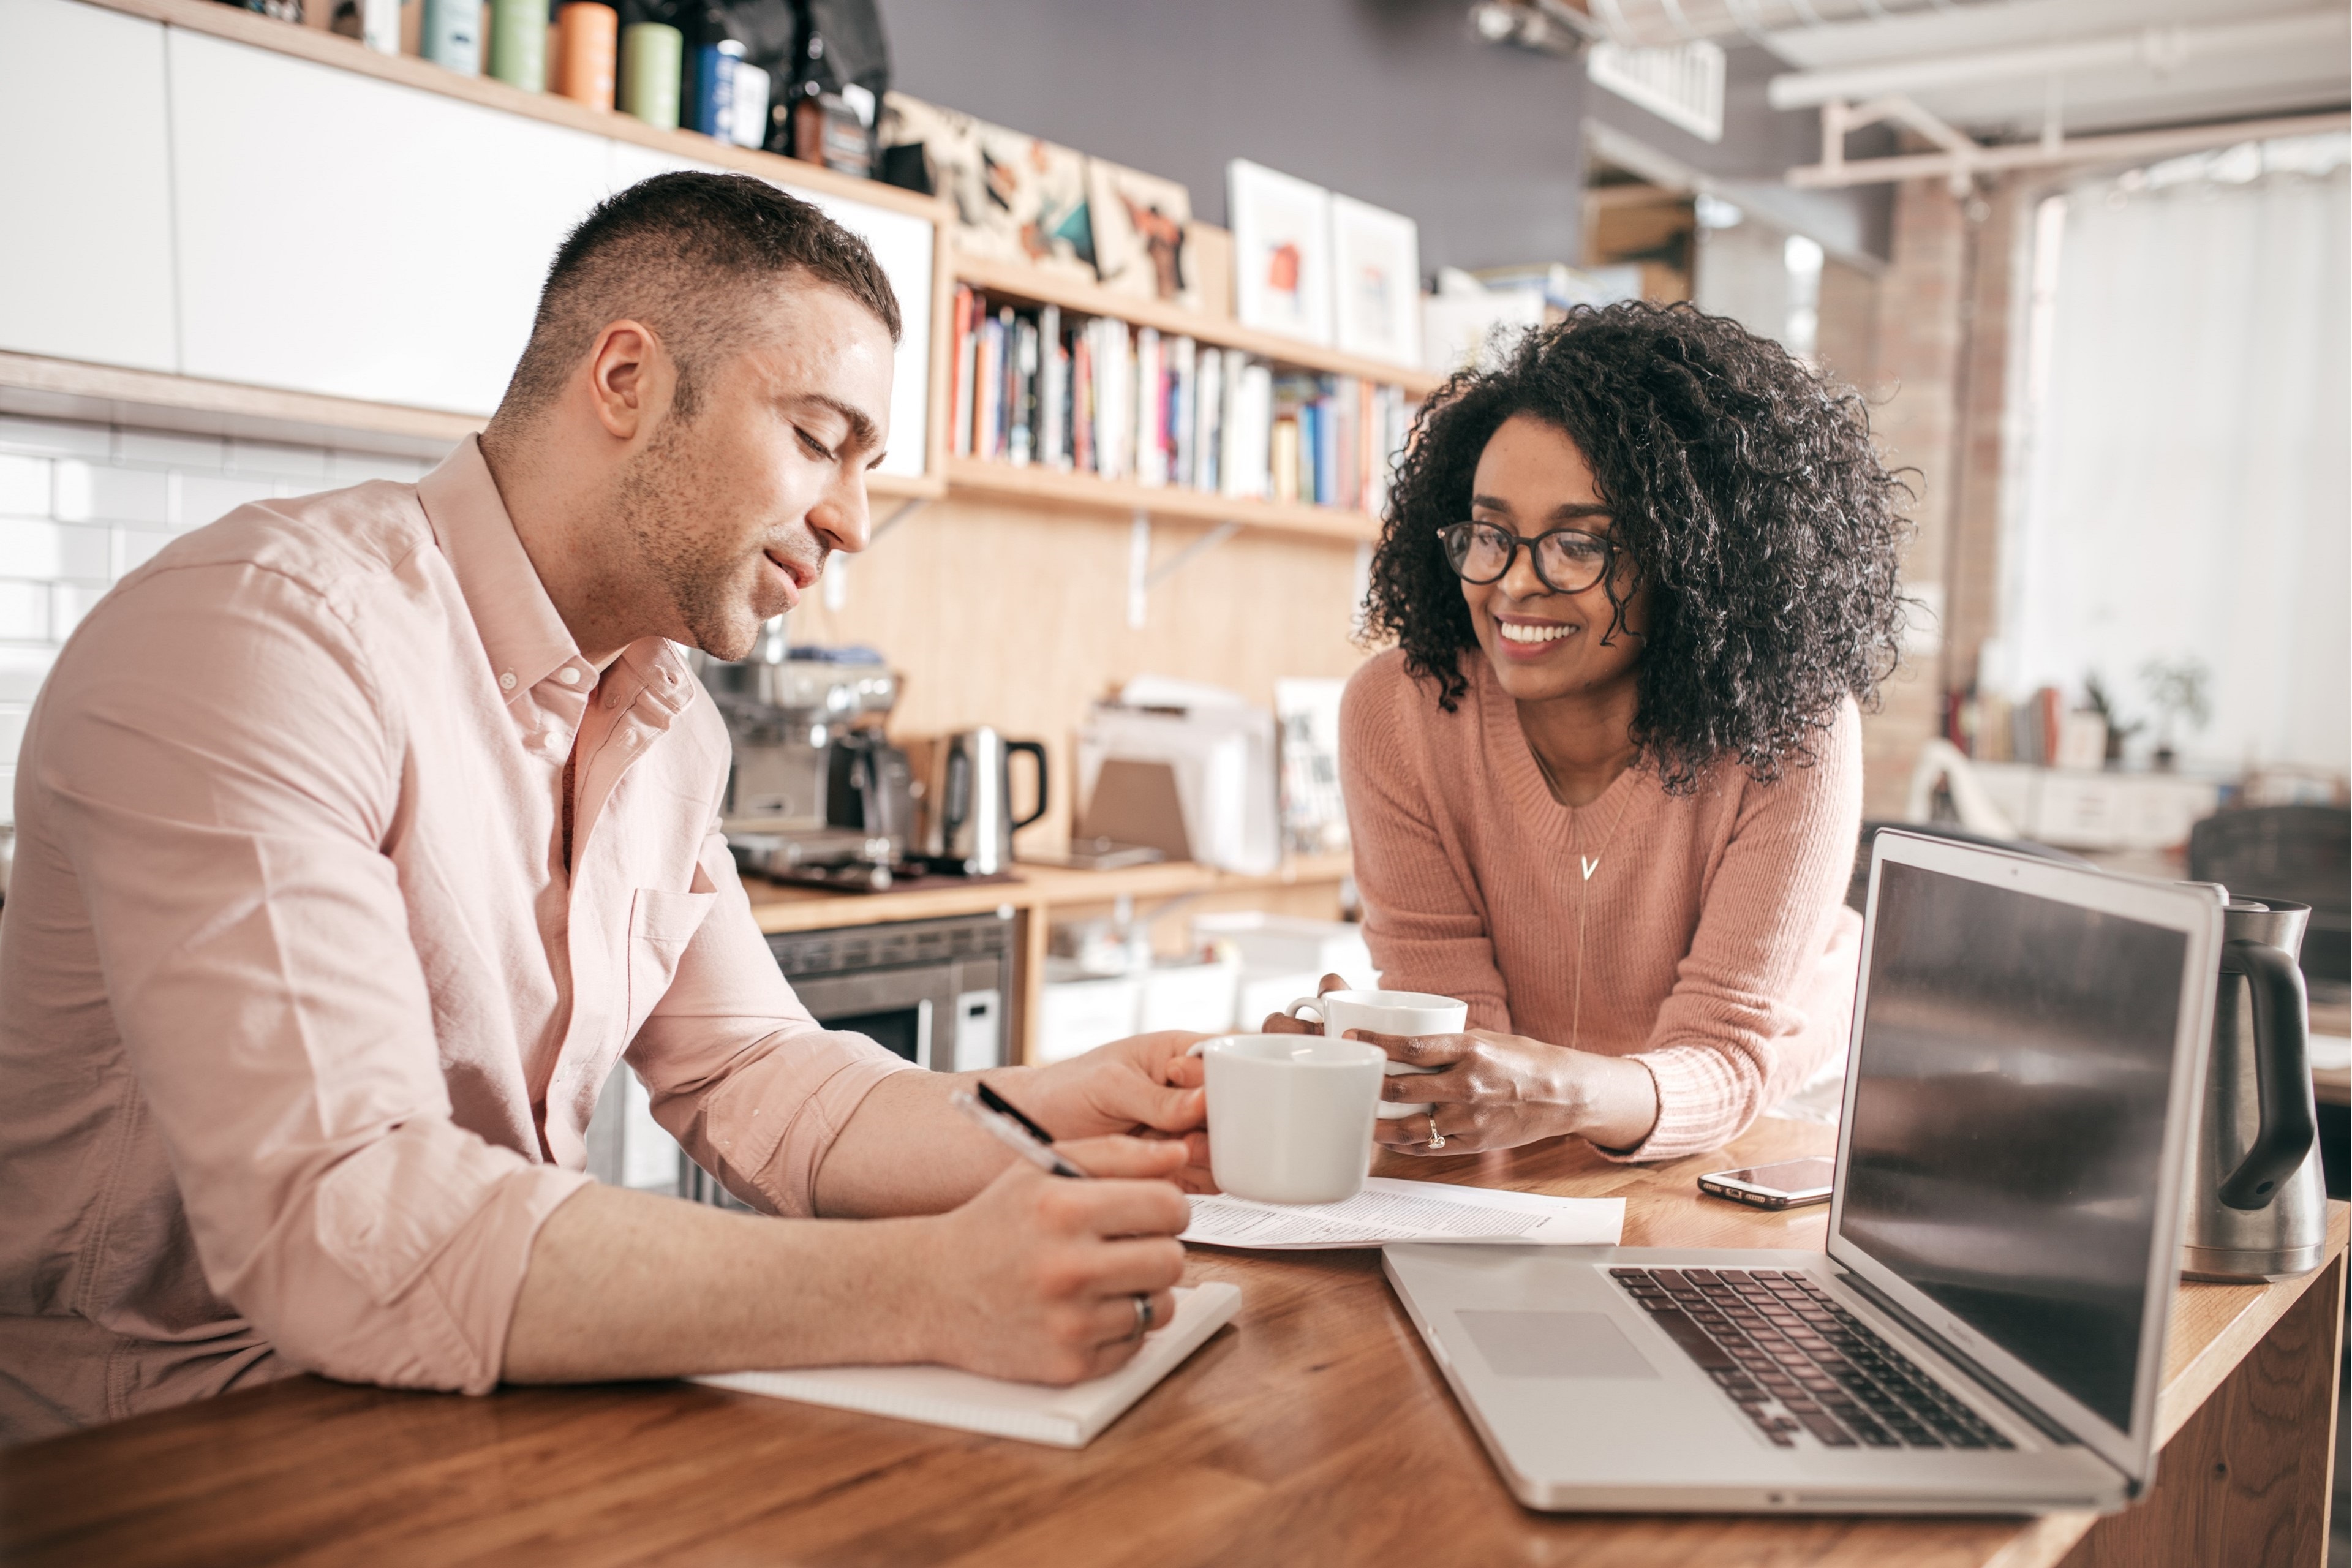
{"left": 952, "top": 1082, "right": 1090, "bottom": 1178}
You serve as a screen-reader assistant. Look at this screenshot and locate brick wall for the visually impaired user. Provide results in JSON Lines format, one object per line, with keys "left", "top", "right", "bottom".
{"left": 0, "top": 413, "right": 436, "bottom": 824}
{"left": 1853, "top": 178, "right": 1975, "bottom": 821}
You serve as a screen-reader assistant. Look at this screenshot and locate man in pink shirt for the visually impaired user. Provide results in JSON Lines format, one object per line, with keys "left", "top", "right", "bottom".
{"left": 0, "top": 173, "right": 1204, "bottom": 1441}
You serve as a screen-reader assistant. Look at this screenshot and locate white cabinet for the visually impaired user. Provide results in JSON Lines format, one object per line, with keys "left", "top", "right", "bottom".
{"left": 7, "top": 4, "right": 935, "bottom": 459}
{"left": 168, "top": 28, "right": 612, "bottom": 415}
{"left": 1973, "top": 763, "right": 2224, "bottom": 851}
{"left": 0, "top": 0, "right": 178, "bottom": 372}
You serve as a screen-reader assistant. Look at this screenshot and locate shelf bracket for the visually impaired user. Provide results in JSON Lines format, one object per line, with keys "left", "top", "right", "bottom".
{"left": 1126, "top": 510, "right": 1244, "bottom": 630}
{"left": 823, "top": 497, "right": 929, "bottom": 611}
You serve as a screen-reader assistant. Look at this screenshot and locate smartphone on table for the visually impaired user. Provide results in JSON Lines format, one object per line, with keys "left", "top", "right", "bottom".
{"left": 1697, "top": 1156, "right": 1834, "bottom": 1210}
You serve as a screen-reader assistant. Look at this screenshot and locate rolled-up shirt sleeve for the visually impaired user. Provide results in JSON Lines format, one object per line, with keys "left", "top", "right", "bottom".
{"left": 626, "top": 828, "right": 916, "bottom": 1218}
{"left": 33, "top": 559, "right": 587, "bottom": 1395}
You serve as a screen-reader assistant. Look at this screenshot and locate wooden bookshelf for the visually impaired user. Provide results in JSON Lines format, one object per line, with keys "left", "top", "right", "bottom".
{"left": 952, "top": 249, "right": 1445, "bottom": 400}
{"left": 944, "top": 454, "right": 1380, "bottom": 543}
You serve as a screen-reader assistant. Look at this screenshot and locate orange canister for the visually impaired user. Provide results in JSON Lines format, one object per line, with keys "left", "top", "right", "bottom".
{"left": 552, "top": 2, "right": 617, "bottom": 110}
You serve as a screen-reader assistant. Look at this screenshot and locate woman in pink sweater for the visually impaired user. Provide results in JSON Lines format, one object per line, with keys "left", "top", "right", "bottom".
{"left": 1321, "top": 304, "right": 1907, "bottom": 1163}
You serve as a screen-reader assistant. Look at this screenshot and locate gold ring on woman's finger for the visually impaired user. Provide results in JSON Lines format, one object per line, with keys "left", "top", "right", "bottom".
{"left": 1427, "top": 1112, "right": 1446, "bottom": 1152}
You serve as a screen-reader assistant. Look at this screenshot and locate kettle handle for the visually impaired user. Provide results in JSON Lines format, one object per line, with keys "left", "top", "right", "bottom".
{"left": 1007, "top": 741, "right": 1050, "bottom": 833}
{"left": 2216, "top": 937, "right": 2315, "bottom": 1212}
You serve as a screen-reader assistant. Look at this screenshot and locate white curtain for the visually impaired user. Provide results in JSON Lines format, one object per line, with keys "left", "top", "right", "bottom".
{"left": 1996, "top": 137, "right": 2350, "bottom": 775}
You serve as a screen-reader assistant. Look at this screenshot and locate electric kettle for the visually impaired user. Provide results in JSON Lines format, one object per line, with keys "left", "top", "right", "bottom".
{"left": 2180, "top": 895, "right": 2326, "bottom": 1282}
{"left": 922, "top": 728, "right": 1048, "bottom": 875}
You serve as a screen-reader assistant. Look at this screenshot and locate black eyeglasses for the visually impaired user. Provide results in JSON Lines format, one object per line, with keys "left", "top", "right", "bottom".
{"left": 1438, "top": 520, "right": 1615, "bottom": 595}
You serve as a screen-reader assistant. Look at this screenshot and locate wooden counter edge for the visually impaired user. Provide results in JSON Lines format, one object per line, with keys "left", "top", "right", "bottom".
{"left": 741, "top": 853, "right": 1357, "bottom": 935}
{"left": 1980, "top": 1200, "right": 2349, "bottom": 1568}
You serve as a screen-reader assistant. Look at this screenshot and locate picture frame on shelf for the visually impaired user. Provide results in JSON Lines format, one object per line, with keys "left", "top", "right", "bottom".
{"left": 1329, "top": 194, "right": 1420, "bottom": 368}
{"left": 1087, "top": 158, "right": 1199, "bottom": 310}
{"left": 878, "top": 93, "right": 1095, "bottom": 282}
{"left": 1227, "top": 159, "right": 1333, "bottom": 348}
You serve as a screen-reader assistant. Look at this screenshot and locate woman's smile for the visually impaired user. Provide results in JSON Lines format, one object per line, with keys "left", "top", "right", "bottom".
{"left": 1493, "top": 613, "right": 1580, "bottom": 655}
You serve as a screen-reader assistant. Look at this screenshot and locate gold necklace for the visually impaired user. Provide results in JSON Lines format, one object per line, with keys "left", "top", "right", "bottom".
{"left": 1530, "top": 741, "right": 1633, "bottom": 1055}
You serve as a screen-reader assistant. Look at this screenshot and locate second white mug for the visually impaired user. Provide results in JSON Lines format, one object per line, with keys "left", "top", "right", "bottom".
{"left": 1284, "top": 989, "right": 1468, "bottom": 1120}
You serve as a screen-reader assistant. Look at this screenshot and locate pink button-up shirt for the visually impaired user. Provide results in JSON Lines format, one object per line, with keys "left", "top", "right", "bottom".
{"left": 0, "top": 437, "right": 911, "bottom": 1441}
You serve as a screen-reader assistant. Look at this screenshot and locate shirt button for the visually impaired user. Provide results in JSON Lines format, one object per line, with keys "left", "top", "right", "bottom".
{"left": 557, "top": 667, "right": 581, "bottom": 686}
{"left": 499, "top": 671, "right": 517, "bottom": 691}
{"left": 604, "top": 691, "right": 621, "bottom": 709}
{"left": 623, "top": 733, "right": 639, "bottom": 748}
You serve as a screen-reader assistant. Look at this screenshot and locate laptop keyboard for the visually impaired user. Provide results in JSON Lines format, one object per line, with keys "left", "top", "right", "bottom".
{"left": 1609, "top": 1267, "right": 2016, "bottom": 1452}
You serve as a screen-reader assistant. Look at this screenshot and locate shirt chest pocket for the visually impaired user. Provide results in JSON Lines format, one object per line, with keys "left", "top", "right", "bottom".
{"left": 625, "top": 886, "right": 717, "bottom": 1040}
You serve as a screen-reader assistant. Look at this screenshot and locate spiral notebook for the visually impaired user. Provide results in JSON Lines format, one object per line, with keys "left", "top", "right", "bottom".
{"left": 694, "top": 1282, "right": 1241, "bottom": 1448}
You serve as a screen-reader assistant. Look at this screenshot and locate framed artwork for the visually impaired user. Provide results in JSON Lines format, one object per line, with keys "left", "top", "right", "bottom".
{"left": 1087, "top": 159, "right": 1198, "bottom": 309}
{"left": 1330, "top": 194, "right": 1422, "bottom": 366}
{"left": 877, "top": 94, "right": 1095, "bottom": 282}
{"left": 1227, "top": 159, "right": 1333, "bottom": 347}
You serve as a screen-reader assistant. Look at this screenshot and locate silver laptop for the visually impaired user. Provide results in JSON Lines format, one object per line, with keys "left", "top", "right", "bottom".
{"left": 1384, "top": 831, "right": 2225, "bottom": 1513}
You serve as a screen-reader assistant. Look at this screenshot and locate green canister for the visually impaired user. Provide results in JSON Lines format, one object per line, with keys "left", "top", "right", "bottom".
{"left": 619, "top": 22, "right": 683, "bottom": 130}
{"left": 489, "top": 0, "right": 549, "bottom": 91}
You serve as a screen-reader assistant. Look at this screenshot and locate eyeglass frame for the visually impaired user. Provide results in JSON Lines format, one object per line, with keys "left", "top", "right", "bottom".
{"left": 1436, "top": 518, "right": 1621, "bottom": 597}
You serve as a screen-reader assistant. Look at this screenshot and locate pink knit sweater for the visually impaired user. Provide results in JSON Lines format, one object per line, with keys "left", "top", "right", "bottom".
{"left": 1340, "top": 649, "right": 1864, "bottom": 1161}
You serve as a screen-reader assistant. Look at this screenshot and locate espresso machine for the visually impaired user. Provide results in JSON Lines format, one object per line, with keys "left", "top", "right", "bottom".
{"left": 704, "top": 616, "right": 914, "bottom": 889}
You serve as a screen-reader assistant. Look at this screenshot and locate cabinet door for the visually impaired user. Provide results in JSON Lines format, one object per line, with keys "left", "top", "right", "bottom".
{"left": 0, "top": 0, "right": 178, "bottom": 372}
{"left": 168, "top": 29, "right": 611, "bottom": 415}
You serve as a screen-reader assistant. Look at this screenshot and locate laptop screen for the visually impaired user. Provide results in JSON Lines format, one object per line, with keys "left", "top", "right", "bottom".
{"left": 1838, "top": 859, "right": 2190, "bottom": 1434}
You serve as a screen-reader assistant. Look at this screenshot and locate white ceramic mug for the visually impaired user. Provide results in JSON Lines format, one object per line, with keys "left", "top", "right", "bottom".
{"left": 1284, "top": 989, "right": 1468, "bottom": 1120}
{"left": 1191, "top": 1033, "right": 1385, "bottom": 1204}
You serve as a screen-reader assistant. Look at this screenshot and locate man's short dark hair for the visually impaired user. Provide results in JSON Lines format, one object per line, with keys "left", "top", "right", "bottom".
{"left": 500, "top": 171, "right": 902, "bottom": 422}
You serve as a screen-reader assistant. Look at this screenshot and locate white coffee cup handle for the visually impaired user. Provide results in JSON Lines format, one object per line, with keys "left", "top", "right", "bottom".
{"left": 1284, "top": 997, "right": 1329, "bottom": 1027}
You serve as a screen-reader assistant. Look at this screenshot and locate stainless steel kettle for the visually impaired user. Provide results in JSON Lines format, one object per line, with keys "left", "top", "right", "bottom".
{"left": 2180, "top": 896, "right": 2326, "bottom": 1282}
{"left": 921, "top": 728, "right": 1047, "bottom": 875}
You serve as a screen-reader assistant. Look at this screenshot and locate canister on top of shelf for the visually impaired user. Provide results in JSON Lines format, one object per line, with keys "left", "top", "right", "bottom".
{"left": 552, "top": 1, "right": 618, "bottom": 110}
{"left": 620, "top": 22, "right": 684, "bottom": 130}
{"left": 686, "top": 39, "right": 744, "bottom": 141}
{"left": 488, "top": 0, "right": 549, "bottom": 91}
{"left": 420, "top": 0, "right": 481, "bottom": 74}
{"left": 727, "top": 61, "right": 772, "bottom": 149}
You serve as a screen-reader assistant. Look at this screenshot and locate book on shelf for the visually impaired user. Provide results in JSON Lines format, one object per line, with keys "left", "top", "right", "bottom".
{"left": 944, "top": 288, "right": 1414, "bottom": 518}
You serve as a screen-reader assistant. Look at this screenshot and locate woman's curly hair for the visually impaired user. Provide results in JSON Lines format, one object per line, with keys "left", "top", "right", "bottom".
{"left": 1363, "top": 301, "right": 1910, "bottom": 794}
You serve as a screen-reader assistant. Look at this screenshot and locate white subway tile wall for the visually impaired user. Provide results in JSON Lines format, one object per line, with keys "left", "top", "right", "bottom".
{"left": 0, "top": 412, "right": 442, "bottom": 824}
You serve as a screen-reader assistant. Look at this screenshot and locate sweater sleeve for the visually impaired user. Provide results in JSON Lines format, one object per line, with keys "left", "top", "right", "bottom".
{"left": 1611, "top": 703, "right": 1865, "bottom": 1162}
{"left": 1339, "top": 657, "right": 1512, "bottom": 1028}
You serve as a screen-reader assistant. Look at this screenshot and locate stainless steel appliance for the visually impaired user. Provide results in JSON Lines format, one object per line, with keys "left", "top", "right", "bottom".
{"left": 922, "top": 726, "right": 1047, "bottom": 875}
{"left": 587, "top": 909, "right": 1015, "bottom": 1209}
{"left": 2180, "top": 895, "right": 2326, "bottom": 1281}
{"left": 703, "top": 616, "right": 907, "bottom": 880}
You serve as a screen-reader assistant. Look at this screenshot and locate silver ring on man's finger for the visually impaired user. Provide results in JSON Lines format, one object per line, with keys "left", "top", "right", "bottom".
{"left": 1427, "top": 1112, "right": 1446, "bottom": 1151}
{"left": 1128, "top": 1292, "right": 1154, "bottom": 1341}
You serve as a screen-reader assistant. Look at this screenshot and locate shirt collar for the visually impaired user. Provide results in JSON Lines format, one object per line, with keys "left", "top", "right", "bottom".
{"left": 415, "top": 437, "right": 702, "bottom": 728}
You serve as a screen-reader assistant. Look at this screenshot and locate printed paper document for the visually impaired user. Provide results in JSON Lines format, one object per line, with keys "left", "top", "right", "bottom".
{"left": 1180, "top": 1178, "right": 1624, "bottom": 1250}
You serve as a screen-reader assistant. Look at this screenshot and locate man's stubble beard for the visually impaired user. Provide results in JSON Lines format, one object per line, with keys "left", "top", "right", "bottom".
{"left": 612, "top": 415, "right": 820, "bottom": 662}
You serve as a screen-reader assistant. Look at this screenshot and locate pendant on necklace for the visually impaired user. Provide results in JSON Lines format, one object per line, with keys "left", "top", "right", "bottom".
{"left": 1581, "top": 856, "right": 1600, "bottom": 881}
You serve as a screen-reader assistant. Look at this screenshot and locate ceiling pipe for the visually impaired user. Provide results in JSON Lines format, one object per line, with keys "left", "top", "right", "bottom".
{"left": 1583, "top": 0, "right": 1996, "bottom": 49}
{"left": 1788, "top": 107, "right": 2352, "bottom": 187}
{"left": 1768, "top": 11, "right": 2352, "bottom": 111}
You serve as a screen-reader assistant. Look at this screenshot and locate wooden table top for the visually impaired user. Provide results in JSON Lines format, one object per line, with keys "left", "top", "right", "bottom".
{"left": 2, "top": 1119, "right": 2342, "bottom": 1568}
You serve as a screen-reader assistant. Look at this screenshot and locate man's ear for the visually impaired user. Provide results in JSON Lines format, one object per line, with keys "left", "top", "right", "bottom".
{"left": 583, "top": 319, "right": 669, "bottom": 443}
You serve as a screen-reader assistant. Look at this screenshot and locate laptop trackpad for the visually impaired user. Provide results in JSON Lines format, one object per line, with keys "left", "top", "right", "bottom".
{"left": 1457, "top": 1311, "right": 1660, "bottom": 1379}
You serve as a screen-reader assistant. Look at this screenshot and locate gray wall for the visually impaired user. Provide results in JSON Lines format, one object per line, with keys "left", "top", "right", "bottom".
{"left": 878, "top": 0, "right": 1592, "bottom": 276}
